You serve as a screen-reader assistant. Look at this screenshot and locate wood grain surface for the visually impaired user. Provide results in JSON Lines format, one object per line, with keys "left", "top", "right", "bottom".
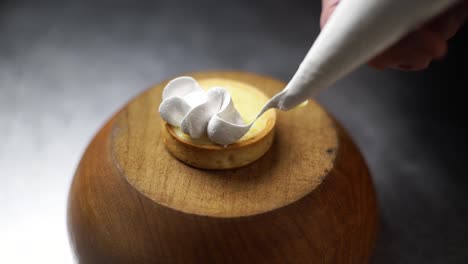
{"left": 68, "top": 71, "right": 378, "bottom": 263}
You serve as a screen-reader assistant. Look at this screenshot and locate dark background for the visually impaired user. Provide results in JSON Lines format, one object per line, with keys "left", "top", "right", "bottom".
{"left": 1, "top": 0, "right": 467, "bottom": 263}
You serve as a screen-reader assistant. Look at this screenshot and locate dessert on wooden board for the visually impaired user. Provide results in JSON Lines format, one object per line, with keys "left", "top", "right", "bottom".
{"left": 160, "top": 77, "right": 277, "bottom": 169}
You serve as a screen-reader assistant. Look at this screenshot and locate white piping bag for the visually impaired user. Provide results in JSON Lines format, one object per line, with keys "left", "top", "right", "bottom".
{"left": 277, "top": 0, "right": 460, "bottom": 110}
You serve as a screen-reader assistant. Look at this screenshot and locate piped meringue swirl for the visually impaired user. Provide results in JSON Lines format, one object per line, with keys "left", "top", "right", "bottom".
{"left": 159, "top": 76, "right": 252, "bottom": 145}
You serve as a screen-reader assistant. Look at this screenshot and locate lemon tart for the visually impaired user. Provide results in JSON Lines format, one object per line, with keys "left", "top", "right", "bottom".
{"left": 161, "top": 77, "right": 276, "bottom": 169}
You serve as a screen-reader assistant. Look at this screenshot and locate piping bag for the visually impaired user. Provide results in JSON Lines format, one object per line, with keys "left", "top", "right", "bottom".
{"left": 160, "top": 0, "right": 460, "bottom": 145}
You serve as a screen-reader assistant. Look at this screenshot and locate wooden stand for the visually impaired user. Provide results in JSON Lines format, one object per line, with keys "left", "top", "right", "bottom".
{"left": 68, "top": 72, "right": 378, "bottom": 263}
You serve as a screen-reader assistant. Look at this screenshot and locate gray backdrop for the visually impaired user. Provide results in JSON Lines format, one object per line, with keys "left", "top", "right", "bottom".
{"left": 1, "top": 0, "right": 467, "bottom": 263}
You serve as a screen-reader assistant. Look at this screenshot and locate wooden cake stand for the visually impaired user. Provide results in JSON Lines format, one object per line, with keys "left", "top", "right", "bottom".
{"left": 67, "top": 71, "right": 378, "bottom": 263}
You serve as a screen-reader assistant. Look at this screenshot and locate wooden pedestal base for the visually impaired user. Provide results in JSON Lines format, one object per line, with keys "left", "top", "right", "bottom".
{"left": 68, "top": 72, "right": 378, "bottom": 263}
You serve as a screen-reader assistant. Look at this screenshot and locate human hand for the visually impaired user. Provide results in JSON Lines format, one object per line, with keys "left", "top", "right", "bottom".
{"left": 320, "top": 0, "right": 468, "bottom": 71}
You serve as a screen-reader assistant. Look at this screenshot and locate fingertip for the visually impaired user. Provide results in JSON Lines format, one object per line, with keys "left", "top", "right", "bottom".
{"left": 368, "top": 27, "right": 447, "bottom": 72}
{"left": 367, "top": 45, "right": 404, "bottom": 70}
{"left": 319, "top": 14, "right": 328, "bottom": 29}
{"left": 320, "top": 0, "right": 340, "bottom": 29}
{"left": 433, "top": 40, "right": 448, "bottom": 59}
{"left": 415, "top": 28, "right": 448, "bottom": 59}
